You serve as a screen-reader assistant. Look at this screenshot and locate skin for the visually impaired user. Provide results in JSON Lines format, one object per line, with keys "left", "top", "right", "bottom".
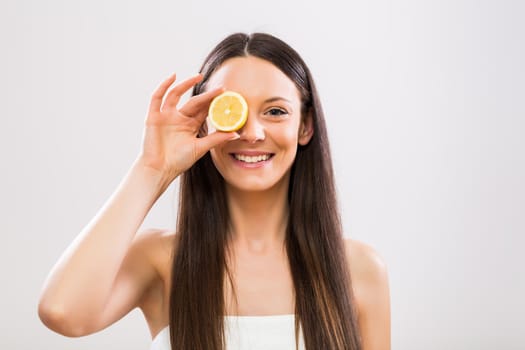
{"left": 38, "top": 56, "right": 390, "bottom": 349}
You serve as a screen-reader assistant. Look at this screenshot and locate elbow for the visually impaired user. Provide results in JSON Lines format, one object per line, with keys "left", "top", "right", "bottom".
{"left": 38, "top": 300, "right": 91, "bottom": 337}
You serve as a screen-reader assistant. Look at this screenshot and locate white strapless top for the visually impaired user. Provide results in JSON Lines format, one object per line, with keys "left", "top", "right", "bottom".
{"left": 150, "top": 314, "right": 305, "bottom": 350}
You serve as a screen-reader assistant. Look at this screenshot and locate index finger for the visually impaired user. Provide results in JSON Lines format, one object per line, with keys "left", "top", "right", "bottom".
{"left": 148, "top": 73, "right": 177, "bottom": 114}
{"left": 179, "top": 86, "right": 225, "bottom": 118}
{"left": 160, "top": 73, "right": 204, "bottom": 112}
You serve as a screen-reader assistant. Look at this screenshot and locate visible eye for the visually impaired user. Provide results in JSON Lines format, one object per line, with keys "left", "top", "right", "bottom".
{"left": 265, "top": 108, "right": 288, "bottom": 117}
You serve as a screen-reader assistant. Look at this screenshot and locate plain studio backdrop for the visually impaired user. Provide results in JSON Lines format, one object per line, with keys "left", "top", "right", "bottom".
{"left": 1, "top": 0, "right": 523, "bottom": 349}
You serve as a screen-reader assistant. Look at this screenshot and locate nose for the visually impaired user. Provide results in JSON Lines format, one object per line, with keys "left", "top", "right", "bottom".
{"left": 238, "top": 113, "right": 265, "bottom": 143}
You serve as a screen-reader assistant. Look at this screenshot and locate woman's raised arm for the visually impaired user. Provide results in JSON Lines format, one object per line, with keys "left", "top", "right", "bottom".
{"left": 37, "top": 73, "right": 238, "bottom": 337}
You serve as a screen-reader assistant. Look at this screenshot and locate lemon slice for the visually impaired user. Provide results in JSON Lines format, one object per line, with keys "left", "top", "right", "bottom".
{"left": 208, "top": 91, "right": 248, "bottom": 132}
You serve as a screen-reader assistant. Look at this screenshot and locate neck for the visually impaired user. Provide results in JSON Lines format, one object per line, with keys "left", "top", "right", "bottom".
{"left": 226, "top": 179, "right": 289, "bottom": 254}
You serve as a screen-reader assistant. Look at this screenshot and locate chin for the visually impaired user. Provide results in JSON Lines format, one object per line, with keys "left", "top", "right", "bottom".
{"left": 224, "top": 176, "right": 284, "bottom": 193}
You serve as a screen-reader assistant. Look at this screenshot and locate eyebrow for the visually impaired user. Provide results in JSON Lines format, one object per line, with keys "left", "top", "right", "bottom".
{"left": 264, "top": 96, "right": 292, "bottom": 104}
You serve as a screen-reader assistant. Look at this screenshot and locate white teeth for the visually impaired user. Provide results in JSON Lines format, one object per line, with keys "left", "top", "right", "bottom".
{"left": 234, "top": 154, "right": 271, "bottom": 163}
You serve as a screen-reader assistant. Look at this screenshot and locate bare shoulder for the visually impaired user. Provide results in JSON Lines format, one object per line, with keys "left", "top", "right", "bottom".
{"left": 343, "top": 237, "right": 388, "bottom": 284}
{"left": 135, "top": 228, "right": 177, "bottom": 277}
{"left": 133, "top": 228, "right": 177, "bottom": 333}
{"left": 135, "top": 228, "right": 176, "bottom": 253}
{"left": 343, "top": 237, "right": 391, "bottom": 349}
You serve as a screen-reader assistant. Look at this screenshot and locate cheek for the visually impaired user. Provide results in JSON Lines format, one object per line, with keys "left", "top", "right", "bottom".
{"left": 271, "top": 122, "right": 301, "bottom": 147}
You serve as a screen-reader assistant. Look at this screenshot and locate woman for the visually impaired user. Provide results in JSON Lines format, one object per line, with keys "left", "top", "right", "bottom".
{"left": 38, "top": 32, "right": 390, "bottom": 350}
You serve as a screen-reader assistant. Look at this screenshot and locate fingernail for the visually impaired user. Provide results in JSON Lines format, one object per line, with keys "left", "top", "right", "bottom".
{"left": 229, "top": 133, "right": 240, "bottom": 140}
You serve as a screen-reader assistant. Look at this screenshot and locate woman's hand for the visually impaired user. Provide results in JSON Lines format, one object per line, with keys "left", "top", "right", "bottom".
{"left": 138, "top": 73, "right": 239, "bottom": 182}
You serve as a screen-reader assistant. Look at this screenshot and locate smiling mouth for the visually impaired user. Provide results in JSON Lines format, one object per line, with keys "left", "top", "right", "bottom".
{"left": 230, "top": 153, "right": 274, "bottom": 163}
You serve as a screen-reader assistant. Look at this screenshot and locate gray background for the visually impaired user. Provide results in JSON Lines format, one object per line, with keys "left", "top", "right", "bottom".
{"left": 1, "top": 0, "right": 524, "bottom": 349}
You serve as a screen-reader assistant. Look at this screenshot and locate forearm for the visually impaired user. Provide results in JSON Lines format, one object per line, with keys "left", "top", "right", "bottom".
{"left": 38, "top": 157, "right": 172, "bottom": 325}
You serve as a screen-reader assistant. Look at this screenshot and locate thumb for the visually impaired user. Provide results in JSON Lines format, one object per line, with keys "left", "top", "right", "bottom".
{"left": 194, "top": 131, "right": 240, "bottom": 157}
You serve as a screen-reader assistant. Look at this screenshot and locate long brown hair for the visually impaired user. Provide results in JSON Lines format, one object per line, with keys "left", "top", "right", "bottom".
{"left": 169, "top": 32, "right": 362, "bottom": 350}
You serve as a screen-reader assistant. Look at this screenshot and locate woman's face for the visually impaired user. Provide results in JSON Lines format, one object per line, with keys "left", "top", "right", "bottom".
{"left": 205, "top": 55, "right": 313, "bottom": 192}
